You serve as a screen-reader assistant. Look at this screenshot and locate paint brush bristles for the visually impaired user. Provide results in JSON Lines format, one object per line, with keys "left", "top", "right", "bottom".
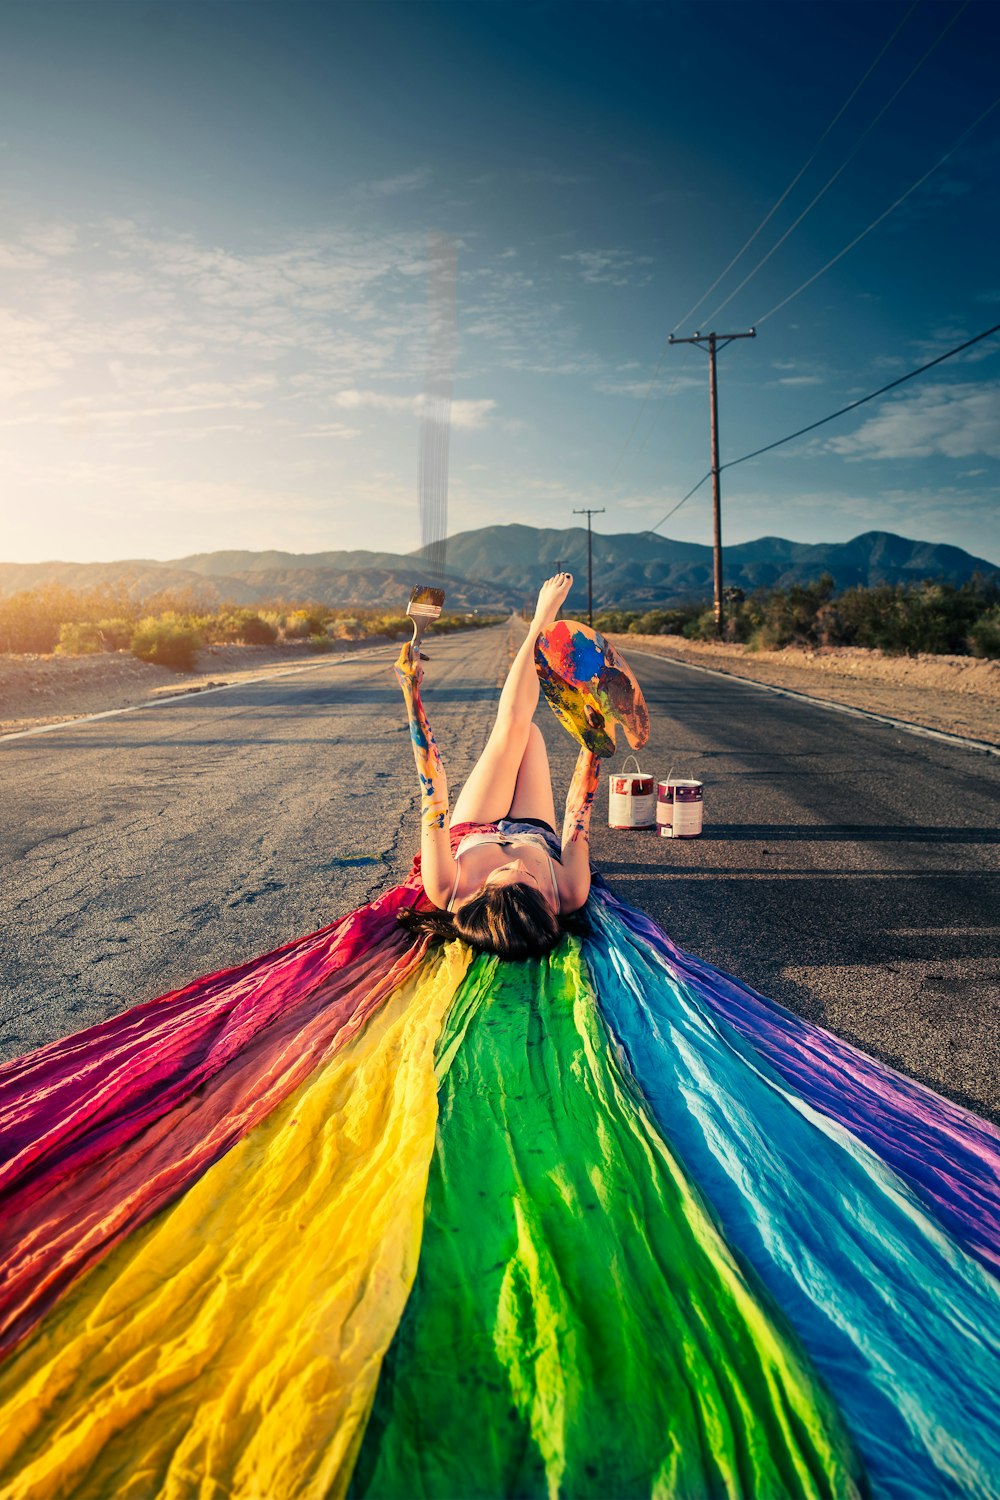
{"left": 406, "top": 586, "right": 446, "bottom": 621}
{"left": 406, "top": 585, "right": 446, "bottom": 661}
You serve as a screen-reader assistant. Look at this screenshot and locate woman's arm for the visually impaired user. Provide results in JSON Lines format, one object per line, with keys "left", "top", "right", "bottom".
{"left": 394, "top": 645, "right": 458, "bottom": 908}
{"left": 560, "top": 745, "right": 600, "bottom": 911}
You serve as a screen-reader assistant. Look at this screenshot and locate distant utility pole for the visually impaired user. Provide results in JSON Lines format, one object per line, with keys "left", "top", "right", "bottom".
{"left": 572, "top": 508, "right": 605, "bottom": 626}
{"left": 668, "top": 329, "right": 756, "bottom": 637}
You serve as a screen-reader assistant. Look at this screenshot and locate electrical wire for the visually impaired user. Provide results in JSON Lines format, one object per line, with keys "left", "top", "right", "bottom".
{"left": 603, "top": 0, "right": 922, "bottom": 488}
{"left": 643, "top": 471, "right": 713, "bottom": 538}
{"left": 670, "top": 0, "right": 919, "bottom": 337}
{"left": 700, "top": 0, "right": 971, "bottom": 327}
{"left": 723, "top": 319, "right": 1000, "bottom": 471}
{"left": 642, "top": 319, "right": 1000, "bottom": 536}
{"left": 607, "top": 0, "right": 982, "bottom": 508}
{"left": 754, "top": 89, "right": 1000, "bottom": 325}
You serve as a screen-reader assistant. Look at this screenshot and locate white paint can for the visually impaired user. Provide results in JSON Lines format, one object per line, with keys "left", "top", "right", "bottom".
{"left": 657, "top": 779, "right": 704, "bottom": 838}
{"left": 609, "top": 756, "right": 656, "bottom": 829}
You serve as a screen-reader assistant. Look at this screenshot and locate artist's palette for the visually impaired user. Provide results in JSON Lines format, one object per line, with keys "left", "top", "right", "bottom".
{"left": 535, "top": 620, "right": 649, "bottom": 756}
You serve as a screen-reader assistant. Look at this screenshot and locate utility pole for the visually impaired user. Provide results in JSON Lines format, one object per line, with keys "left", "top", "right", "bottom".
{"left": 668, "top": 329, "right": 755, "bottom": 637}
{"left": 572, "top": 508, "right": 604, "bottom": 626}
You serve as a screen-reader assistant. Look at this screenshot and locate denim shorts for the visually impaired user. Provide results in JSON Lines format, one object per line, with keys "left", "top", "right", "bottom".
{"left": 496, "top": 816, "right": 562, "bottom": 864}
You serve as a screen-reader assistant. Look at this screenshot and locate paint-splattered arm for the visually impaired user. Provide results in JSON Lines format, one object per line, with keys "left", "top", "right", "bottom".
{"left": 560, "top": 745, "right": 600, "bottom": 910}
{"left": 394, "top": 646, "right": 458, "bottom": 907}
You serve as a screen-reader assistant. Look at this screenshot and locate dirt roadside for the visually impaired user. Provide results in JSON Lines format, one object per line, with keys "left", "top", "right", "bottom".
{"left": 606, "top": 635, "right": 1000, "bottom": 746}
{"left": 0, "top": 637, "right": 397, "bottom": 738}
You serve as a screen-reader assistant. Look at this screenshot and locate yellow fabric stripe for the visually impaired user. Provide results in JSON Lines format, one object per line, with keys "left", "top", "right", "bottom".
{"left": 0, "top": 941, "right": 470, "bottom": 1500}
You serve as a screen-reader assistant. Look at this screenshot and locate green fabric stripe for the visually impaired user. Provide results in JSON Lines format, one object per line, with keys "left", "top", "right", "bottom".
{"left": 351, "top": 940, "right": 867, "bottom": 1499}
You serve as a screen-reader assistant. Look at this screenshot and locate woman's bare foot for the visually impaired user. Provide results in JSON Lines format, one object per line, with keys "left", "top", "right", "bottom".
{"left": 532, "top": 572, "right": 573, "bottom": 629}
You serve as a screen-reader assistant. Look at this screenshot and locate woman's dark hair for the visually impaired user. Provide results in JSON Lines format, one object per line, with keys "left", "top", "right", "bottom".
{"left": 398, "top": 882, "right": 587, "bottom": 960}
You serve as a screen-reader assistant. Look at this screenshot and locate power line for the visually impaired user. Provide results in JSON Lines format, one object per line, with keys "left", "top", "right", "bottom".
{"left": 643, "top": 471, "right": 713, "bottom": 539}
{"left": 642, "top": 319, "right": 1000, "bottom": 536}
{"left": 722, "top": 319, "right": 1000, "bottom": 472}
{"left": 670, "top": 0, "right": 919, "bottom": 337}
{"left": 754, "top": 88, "right": 1000, "bottom": 326}
{"left": 701, "top": 0, "right": 972, "bottom": 327}
{"left": 603, "top": 0, "right": 930, "bottom": 487}
{"left": 605, "top": 0, "right": 981, "bottom": 504}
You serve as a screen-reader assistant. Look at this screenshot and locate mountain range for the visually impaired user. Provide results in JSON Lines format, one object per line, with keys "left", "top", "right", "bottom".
{"left": 1, "top": 527, "right": 995, "bottom": 613}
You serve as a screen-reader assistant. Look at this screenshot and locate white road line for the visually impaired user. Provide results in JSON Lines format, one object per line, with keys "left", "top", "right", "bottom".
{"left": 0, "top": 647, "right": 394, "bottom": 744}
{"left": 626, "top": 648, "right": 1000, "bottom": 759}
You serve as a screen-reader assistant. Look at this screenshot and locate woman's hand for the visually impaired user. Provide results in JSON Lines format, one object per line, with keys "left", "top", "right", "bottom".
{"left": 394, "top": 641, "right": 425, "bottom": 691}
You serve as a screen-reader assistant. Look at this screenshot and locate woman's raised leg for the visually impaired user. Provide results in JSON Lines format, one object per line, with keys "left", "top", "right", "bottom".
{"left": 451, "top": 573, "right": 572, "bottom": 825}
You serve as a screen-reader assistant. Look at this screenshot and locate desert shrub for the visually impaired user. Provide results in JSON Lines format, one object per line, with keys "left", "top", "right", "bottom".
{"left": 594, "top": 609, "right": 637, "bottom": 634}
{"left": 308, "top": 633, "right": 336, "bottom": 653}
{"left": 746, "top": 621, "right": 783, "bottom": 651}
{"left": 240, "top": 613, "right": 279, "bottom": 644}
{"left": 627, "top": 607, "right": 701, "bottom": 636}
{"left": 285, "top": 609, "right": 329, "bottom": 639}
{"left": 967, "top": 606, "right": 1000, "bottom": 660}
{"left": 374, "top": 614, "right": 411, "bottom": 641}
{"left": 131, "top": 613, "right": 203, "bottom": 672}
{"left": 835, "top": 580, "right": 984, "bottom": 655}
{"left": 739, "top": 575, "right": 835, "bottom": 650}
{"left": 214, "top": 610, "right": 278, "bottom": 645}
{"left": 55, "top": 622, "right": 104, "bottom": 656}
{"left": 0, "top": 583, "right": 138, "bottom": 654}
{"left": 95, "top": 617, "right": 134, "bottom": 650}
{"left": 682, "top": 608, "right": 718, "bottom": 642}
{"left": 333, "top": 617, "right": 365, "bottom": 640}
{"left": 903, "top": 583, "right": 979, "bottom": 655}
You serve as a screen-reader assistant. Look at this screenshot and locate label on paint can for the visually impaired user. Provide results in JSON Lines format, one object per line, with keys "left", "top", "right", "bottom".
{"left": 608, "top": 758, "right": 656, "bottom": 828}
{"left": 656, "top": 779, "right": 704, "bottom": 837}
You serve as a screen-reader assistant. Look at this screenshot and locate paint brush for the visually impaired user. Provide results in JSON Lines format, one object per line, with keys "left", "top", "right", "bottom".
{"left": 405, "top": 585, "right": 446, "bottom": 665}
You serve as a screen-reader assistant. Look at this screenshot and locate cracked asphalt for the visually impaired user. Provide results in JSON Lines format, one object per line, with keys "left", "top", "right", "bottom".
{"left": 2, "top": 620, "right": 997, "bottom": 1124}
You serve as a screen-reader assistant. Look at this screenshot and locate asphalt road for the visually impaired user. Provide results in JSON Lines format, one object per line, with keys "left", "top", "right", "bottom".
{"left": 2, "top": 621, "right": 997, "bottom": 1124}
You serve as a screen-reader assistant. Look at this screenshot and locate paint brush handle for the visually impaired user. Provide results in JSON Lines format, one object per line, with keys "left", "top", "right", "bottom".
{"left": 407, "top": 616, "right": 431, "bottom": 663}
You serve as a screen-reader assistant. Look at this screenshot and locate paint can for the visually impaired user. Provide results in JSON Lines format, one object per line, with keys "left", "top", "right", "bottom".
{"left": 609, "top": 756, "right": 656, "bottom": 829}
{"left": 657, "top": 779, "right": 704, "bottom": 838}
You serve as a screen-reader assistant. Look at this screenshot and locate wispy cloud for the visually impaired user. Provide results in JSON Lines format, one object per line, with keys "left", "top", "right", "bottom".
{"left": 518, "top": 168, "right": 590, "bottom": 186}
{"left": 357, "top": 166, "right": 434, "bottom": 197}
{"left": 332, "top": 389, "right": 497, "bottom": 429}
{"left": 595, "top": 374, "right": 702, "bottom": 398}
{"left": 560, "top": 248, "right": 654, "bottom": 287}
{"left": 300, "top": 422, "right": 364, "bottom": 440}
{"left": 828, "top": 381, "right": 1000, "bottom": 461}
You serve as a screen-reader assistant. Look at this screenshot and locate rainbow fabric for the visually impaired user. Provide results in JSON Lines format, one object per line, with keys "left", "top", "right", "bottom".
{"left": 1, "top": 825, "right": 998, "bottom": 1499}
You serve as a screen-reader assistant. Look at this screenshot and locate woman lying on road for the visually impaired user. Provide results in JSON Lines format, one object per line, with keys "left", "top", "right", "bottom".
{"left": 393, "top": 571, "right": 598, "bottom": 958}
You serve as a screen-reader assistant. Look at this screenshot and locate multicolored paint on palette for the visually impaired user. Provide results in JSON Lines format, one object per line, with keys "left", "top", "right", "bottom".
{"left": 1, "top": 827, "right": 998, "bottom": 1498}
{"left": 534, "top": 619, "right": 650, "bottom": 756}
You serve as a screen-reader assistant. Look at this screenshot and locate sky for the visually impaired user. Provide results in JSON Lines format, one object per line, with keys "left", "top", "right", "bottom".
{"left": 1, "top": 0, "right": 999, "bottom": 567}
